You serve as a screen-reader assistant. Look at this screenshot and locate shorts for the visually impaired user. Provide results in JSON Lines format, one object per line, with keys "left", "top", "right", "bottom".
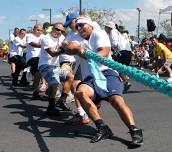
{"left": 39, "top": 64, "right": 68, "bottom": 86}
{"left": 60, "top": 61, "right": 81, "bottom": 80}
{"left": 27, "top": 57, "right": 39, "bottom": 75}
{"left": 60, "top": 62, "right": 73, "bottom": 73}
{"left": 8, "top": 55, "right": 26, "bottom": 69}
{"left": 77, "top": 69, "right": 124, "bottom": 102}
{"left": 8, "top": 55, "right": 19, "bottom": 64}
{"left": 74, "top": 65, "right": 82, "bottom": 80}
{"left": 164, "top": 58, "right": 172, "bottom": 67}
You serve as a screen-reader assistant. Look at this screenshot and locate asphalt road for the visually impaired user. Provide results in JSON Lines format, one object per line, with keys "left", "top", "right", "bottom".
{"left": 0, "top": 59, "right": 172, "bottom": 152}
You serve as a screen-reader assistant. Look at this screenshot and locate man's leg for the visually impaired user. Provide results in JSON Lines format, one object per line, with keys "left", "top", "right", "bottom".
{"left": 66, "top": 80, "right": 89, "bottom": 125}
{"left": 9, "top": 56, "right": 18, "bottom": 86}
{"left": 109, "top": 95, "right": 143, "bottom": 146}
{"left": 56, "top": 72, "right": 74, "bottom": 111}
{"left": 32, "top": 71, "right": 41, "bottom": 100}
{"left": 76, "top": 84, "right": 113, "bottom": 143}
{"left": 46, "top": 83, "right": 60, "bottom": 116}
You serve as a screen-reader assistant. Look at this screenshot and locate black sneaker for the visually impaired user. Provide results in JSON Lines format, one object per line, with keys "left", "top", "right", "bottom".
{"left": 90, "top": 125, "right": 113, "bottom": 143}
{"left": 129, "top": 128, "right": 143, "bottom": 146}
{"left": 12, "top": 81, "right": 19, "bottom": 87}
{"left": 123, "top": 82, "right": 131, "bottom": 93}
{"left": 65, "top": 113, "right": 89, "bottom": 125}
{"left": 46, "top": 107, "right": 61, "bottom": 116}
{"left": 56, "top": 100, "right": 72, "bottom": 111}
{"left": 20, "top": 81, "right": 30, "bottom": 87}
{"left": 32, "top": 91, "right": 40, "bottom": 100}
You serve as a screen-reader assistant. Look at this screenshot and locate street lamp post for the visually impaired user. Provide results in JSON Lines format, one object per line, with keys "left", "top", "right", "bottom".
{"left": 8, "top": 29, "right": 13, "bottom": 40}
{"left": 79, "top": 0, "right": 82, "bottom": 15}
{"left": 42, "top": 8, "right": 52, "bottom": 24}
{"left": 137, "top": 8, "right": 141, "bottom": 43}
{"left": 27, "top": 27, "right": 33, "bottom": 32}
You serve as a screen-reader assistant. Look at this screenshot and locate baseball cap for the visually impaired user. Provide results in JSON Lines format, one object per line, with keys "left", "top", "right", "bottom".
{"left": 104, "top": 21, "right": 115, "bottom": 29}
{"left": 64, "top": 12, "right": 79, "bottom": 27}
{"left": 76, "top": 15, "right": 94, "bottom": 27}
{"left": 43, "top": 22, "right": 51, "bottom": 29}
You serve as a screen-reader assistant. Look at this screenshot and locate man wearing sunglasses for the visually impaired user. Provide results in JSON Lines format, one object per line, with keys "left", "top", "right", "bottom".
{"left": 60, "top": 12, "right": 90, "bottom": 125}
{"left": 64, "top": 15, "right": 143, "bottom": 146}
{"left": 38, "top": 22, "right": 73, "bottom": 116}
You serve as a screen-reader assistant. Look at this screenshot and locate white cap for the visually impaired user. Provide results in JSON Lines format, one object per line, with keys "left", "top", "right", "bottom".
{"left": 104, "top": 21, "right": 115, "bottom": 29}
{"left": 76, "top": 15, "right": 94, "bottom": 27}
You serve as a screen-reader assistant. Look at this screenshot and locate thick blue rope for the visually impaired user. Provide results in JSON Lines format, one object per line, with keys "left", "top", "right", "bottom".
{"left": 84, "top": 50, "right": 172, "bottom": 97}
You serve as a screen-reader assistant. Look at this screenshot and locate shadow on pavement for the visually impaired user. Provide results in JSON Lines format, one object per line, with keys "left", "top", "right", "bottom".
{"left": 0, "top": 75, "right": 135, "bottom": 150}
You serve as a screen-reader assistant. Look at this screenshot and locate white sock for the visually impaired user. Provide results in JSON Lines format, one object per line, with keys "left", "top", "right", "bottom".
{"left": 77, "top": 107, "right": 86, "bottom": 116}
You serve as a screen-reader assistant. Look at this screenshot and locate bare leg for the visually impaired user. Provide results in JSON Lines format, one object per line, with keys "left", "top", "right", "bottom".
{"left": 108, "top": 95, "right": 135, "bottom": 127}
{"left": 76, "top": 84, "right": 101, "bottom": 121}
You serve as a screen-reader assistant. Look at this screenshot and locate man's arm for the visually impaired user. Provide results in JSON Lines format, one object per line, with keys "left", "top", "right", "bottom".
{"left": 96, "top": 47, "right": 111, "bottom": 57}
{"left": 45, "top": 45, "right": 62, "bottom": 57}
{"left": 29, "top": 41, "right": 41, "bottom": 48}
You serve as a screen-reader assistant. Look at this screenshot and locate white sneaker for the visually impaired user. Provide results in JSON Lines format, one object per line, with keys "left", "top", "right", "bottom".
{"left": 167, "top": 77, "right": 172, "bottom": 83}
{"left": 156, "top": 74, "right": 159, "bottom": 78}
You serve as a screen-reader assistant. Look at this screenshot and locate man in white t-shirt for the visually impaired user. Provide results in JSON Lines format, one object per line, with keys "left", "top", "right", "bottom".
{"left": 64, "top": 16, "right": 143, "bottom": 146}
{"left": 62, "top": 12, "right": 90, "bottom": 125}
{"left": 25, "top": 24, "right": 46, "bottom": 99}
{"left": 104, "top": 22, "right": 132, "bottom": 93}
{"left": 8, "top": 28, "right": 28, "bottom": 86}
{"left": 8, "top": 27, "right": 19, "bottom": 75}
{"left": 39, "top": 22, "right": 74, "bottom": 116}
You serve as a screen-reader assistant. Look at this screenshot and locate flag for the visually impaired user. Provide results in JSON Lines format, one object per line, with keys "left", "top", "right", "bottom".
{"left": 159, "top": 6, "right": 172, "bottom": 14}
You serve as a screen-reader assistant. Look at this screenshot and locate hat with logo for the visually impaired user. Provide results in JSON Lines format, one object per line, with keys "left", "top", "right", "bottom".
{"left": 64, "top": 12, "right": 79, "bottom": 27}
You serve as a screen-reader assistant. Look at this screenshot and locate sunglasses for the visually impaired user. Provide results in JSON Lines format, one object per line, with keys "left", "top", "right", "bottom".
{"left": 54, "top": 27, "right": 64, "bottom": 32}
{"left": 76, "top": 23, "right": 85, "bottom": 30}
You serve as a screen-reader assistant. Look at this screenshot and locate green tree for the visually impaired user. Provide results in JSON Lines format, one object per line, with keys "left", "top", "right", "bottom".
{"left": 159, "top": 19, "right": 172, "bottom": 36}
{"left": 139, "top": 27, "right": 153, "bottom": 39}
{"left": 60, "top": 7, "right": 116, "bottom": 27}
{"left": 0, "top": 38, "right": 3, "bottom": 47}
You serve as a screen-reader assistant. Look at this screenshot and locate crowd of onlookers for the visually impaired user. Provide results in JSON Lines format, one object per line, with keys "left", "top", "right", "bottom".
{"left": 131, "top": 34, "right": 172, "bottom": 82}
{"left": 1, "top": 11, "right": 172, "bottom": 146}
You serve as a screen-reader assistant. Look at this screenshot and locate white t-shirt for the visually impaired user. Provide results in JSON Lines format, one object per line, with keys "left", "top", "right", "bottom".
{"left": 39, "top": 33, "right": 65, "bottom": 67}
{"left": 109, "top": 29, "right": 131, "bottom": 52}
{"left": 9, "top": 34, "right": 15, "bottom": 54}
{"left": 9, "top": 36, "right": 25, "bottom": 58}
{"left": 109, "top": 28, "right": 119, "bottom": 50}
{"left": 59, "top": 30, "right": 83, "bottom": 63}
{"left": 25, "top": 33, "right": 44, "bottom": 62}
{"left": 139, "top": 50, "right": 149, "bottom": 59}
{"left": 80, "top": 28, "right": 113, "bottom": 80}
{"left": 122, "top": 33, "right": 132, "bottom": 51}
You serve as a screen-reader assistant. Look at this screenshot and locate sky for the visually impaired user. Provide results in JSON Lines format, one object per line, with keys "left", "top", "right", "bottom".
{"left": 0, "top": 0, "right": 172, "bottom": 40}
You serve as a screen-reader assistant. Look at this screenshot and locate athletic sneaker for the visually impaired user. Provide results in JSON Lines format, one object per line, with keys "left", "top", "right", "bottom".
{"left": 167, "top": 77, "right": 172, "bottom": 83}
{"left": 46, "top": 107, "right": 61, "bottom": 116}
{"left": 129, "top": 128, "right": 143, "bottom": 146}
{"left": 123, "top": 82, "right": 132, "bottom": 93}
{"left": 90, "top": 125, "right": 113, "bottom": 143}
{"left": 56, "top": 98, "right": 72, "bottom": 111}
{"left": 66, "top": 113, "right": 89, "bottom": 125}
{"left": 32, "top": 91, "right": 40, "bottom": 100}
